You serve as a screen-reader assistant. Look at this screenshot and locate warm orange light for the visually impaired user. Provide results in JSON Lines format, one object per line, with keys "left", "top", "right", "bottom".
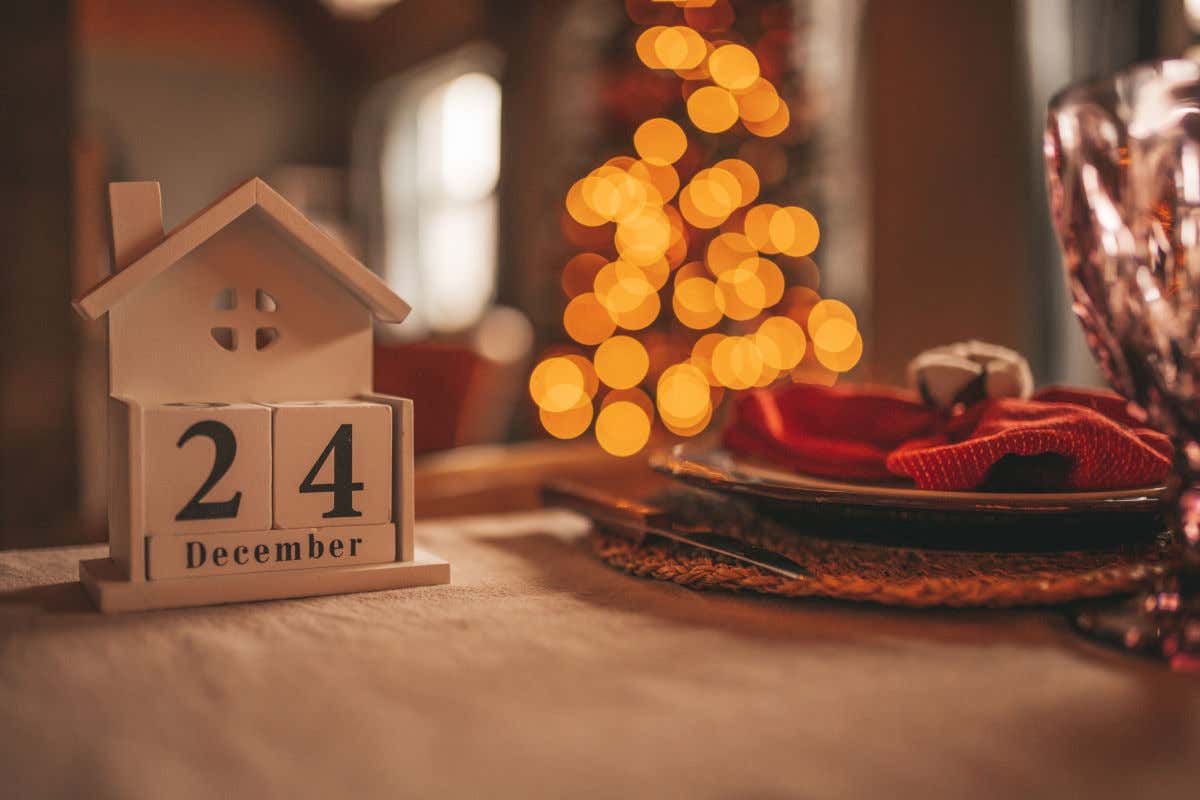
{"left": 705, "top": 232, "right": 756, "bottom": 275}
{"left": 755, "top": 316, "right": 806, "bottom": 370}
{"left": 814, "top": 331, "right": 863, "bottom": 373}
{"left": 633, "top": 118, "right": 688, "bottom": 166}
{"left": 635, "top": 27, "right": 668, "bottom": 69}
{"left": 595, "top": 400, "right": 652, "bottom": 456}
{"left": 529, "top": 357, "right": 586, "bottom": 412}
{"left": 595, "top": 335, "right": 650, "bottom": 389}
{"left": 561, "top": 252, "right": 607, "bottom": 297}
{"left": 611, "top": 289, "right": 662, "bottom": 331}
{"left": 686, "top": 85, "right": 739, "bottom": 133}
{"left": 594, "top": 261, "right": 655, "bottom": 314}
{"left": 812, "top": 318, "right": 857, "bottom": 353}
{"left": 713, "top": 158, "right": 760, "bottom": 207}
{"left": 566, "top": 180, "right": 608, "bottom": 227}
{"left": 711, "top": 335, "right": 764, "bottom": 389}
{"left": 743, "top": 101, "right": 790, "bottom": 138}
{"left": 769, "top": 206, "right": 819, "bottom": 256}
{"left": 709, "top": 44, "right": 760, "bottom": 91}
{"left": 735, "top": 78, "right": 781, "bottom": 123}
{"left": 656, "top": 362, "right": 712, "bottom": 427}
{"left": 689, "top": 167, "right": 742, "bottom": 218}
{"left": 540, "top": 7, "right": 862, "bottom": 446}
{"left": 629, "top": 160, "right": 680, "bottom": 203}
{"left": 677, "top": 183, "right": 726, "bottom": 228}
{"left": 563, "top": 292, "right": 616, "bottom": 346}
{"left": 807, "top": 298, "right": 857, "bottom": 338}
{"left": 539, "top": 398, "right": 593, "bottom": 439}
{"left": 562, "top": 353, "right": 600, "bottom": 397}
{"left": 743, "top": 203, "right": 780, "bottom": 253}
{"left": 673, "top": 277, "right": 724, "bottom": 329}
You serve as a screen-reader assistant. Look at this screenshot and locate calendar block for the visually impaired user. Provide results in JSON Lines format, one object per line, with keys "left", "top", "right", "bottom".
{"left": 144, "top": 402, "right": 272, "bottom": 536}
{"left": 267, "top": 400, "right": 392, "bottom": 529}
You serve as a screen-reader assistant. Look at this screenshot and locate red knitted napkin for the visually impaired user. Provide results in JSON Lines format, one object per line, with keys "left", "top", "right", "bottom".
{"left": 723, "top": 383, "right": 1172, "bottom": 491}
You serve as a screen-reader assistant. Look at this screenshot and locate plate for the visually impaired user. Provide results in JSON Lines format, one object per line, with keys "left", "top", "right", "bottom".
{"left": 652, "top": 443, "right": 1166, "bottom": 520}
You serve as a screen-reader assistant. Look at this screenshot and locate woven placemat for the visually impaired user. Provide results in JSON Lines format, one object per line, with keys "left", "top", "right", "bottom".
{"left": 589, "top": 492, "right": 1172, "bottom": 608}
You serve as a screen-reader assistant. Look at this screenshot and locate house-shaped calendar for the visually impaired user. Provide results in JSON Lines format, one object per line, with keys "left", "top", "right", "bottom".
{"left": 73, "top": 177, "right": 449, "bottom": 612}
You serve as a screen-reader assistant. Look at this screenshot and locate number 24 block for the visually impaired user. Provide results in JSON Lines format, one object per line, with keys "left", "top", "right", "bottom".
{"left": 267, "top": 401, "right": 392, "bottom": 529}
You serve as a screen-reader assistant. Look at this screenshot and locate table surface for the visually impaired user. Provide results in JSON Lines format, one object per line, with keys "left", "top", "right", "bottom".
{"left": 3, "top": 507, "right": 1200, "bottom": 799}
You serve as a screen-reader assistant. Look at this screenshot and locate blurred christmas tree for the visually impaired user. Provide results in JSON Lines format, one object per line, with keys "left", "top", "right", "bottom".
{"left": 530, "top": 0, "right": 862, "bottom": 456}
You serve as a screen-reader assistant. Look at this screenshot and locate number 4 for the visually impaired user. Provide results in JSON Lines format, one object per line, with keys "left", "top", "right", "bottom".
{"left": 299, "top": 424, "right": 364, "bottom": 518}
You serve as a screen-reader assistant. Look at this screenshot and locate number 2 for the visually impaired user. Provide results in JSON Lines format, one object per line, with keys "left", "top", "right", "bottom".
{"left": 299, "top": 423, "right": 363, "bottom": 518}
{"left": 175, "top": 420, "right": 242, "bottom": 521}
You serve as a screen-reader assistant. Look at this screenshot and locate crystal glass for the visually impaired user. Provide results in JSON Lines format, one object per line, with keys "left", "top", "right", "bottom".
{"left": 1045, "top": 59, "right": 1200, "bottom": 669}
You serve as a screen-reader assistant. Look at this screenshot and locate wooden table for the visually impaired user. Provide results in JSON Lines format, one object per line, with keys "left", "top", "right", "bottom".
{"left": 2, "top": 445, "right": 1199, "bottom": 798}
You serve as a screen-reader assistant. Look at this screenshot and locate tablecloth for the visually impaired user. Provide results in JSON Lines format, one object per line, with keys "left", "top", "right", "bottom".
{"left": 2, "top": 510, "right": 1199, "bottom": 799}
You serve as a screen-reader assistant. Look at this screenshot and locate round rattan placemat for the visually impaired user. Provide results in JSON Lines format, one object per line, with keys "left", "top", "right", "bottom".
{"left": 589, "top": 492, "right": 1172, "bottom": 608}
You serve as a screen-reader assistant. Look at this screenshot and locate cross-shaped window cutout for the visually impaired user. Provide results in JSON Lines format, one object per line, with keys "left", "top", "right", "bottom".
{"left": 209, "top": 289, "right": 280, "bottom": 352}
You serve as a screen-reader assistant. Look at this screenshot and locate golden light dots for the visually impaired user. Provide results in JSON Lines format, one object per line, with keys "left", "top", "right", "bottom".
{"left": 814, "top": 330, "right": 864, "bottom": 373}
{"left": 656, "top": 363, "right": 712, "bottom": 432}
{"left": 652, "top": 26, "right": 706, "bottom": 70}
{"left": 536, "top": 3, "right": 864, "bottom": 454}
{"left": 635, "top": 27, "right": 668, "bottom": 69}
{"left": 812, "top": 317, "right": 857, "bottom": 353}
{"left": 677, "top": 184, "right": 725, "bottom": 229}
{"left": 539, "top": 399, "right": 594, "bottom": 440}
{"left": 529, "top": 357, "right": 586, "bottom": 412}
{"left": 755, "top": 316, "right": 806, "bottom": 370}
{"left": 743, "top": 101, "right": 790, "bottom": 138}
{"left": 566, "top": 180, "right": 608, "bottom": 227}
{"left": 686, "top": 85, "right": 739, "bottom": 133}
{"left": 713, "top": 158, "right": 760, "bottom": 207}
{"left": 673, "top": 276, "right": 724, "bottom": 329}
{"left": 634, "top": 118, "right": 688, "bottom": 166}
{"left": 688, "top": 167, "right": 743, "bottom": 218}
{"left": 708, "top": 44, "right": 760, "bottom": 91}
{"left": 563, "top": 292, "right": 616, "bottom": 346}
{"left": 562, "top": 353, "right": 600, "bottom": 397}
{"left": 807, "top": 298, "right": 857, "bottom": 337}
{"left": 594, "top": 335, "right": 649, "bottom": 389}
{"left": 734, "top": 79, "right": 781, "bottom": 124}
{"left": 706, "top": 231, "right": 756, "bottom": 274}
{"left": 769, "top": 206, "right": 820, "bottom": 256}
{"left": 611, "top": 289, "right": 662, "bottom": 331}
{"left": 561, "top": 253, "right": 606, "bottom": 297}
{"left": 711, "top": 335, "right": 764, "bottom": 389}
{"left": 743, "top": 203, "right": 780, "bottom": 252}
{"left": 595, "top": 400, "right": 652, "bottom": 457}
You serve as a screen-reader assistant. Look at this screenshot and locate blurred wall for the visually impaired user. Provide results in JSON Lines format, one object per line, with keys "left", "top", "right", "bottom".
{"left": 864, "top": 0, "right": 1033, "bottom": 385}
{"left": 0, "top": 4, "right": 77, "bottom": 544}
{"left": 76, "top": 0, "right": 347, "bottom": 225}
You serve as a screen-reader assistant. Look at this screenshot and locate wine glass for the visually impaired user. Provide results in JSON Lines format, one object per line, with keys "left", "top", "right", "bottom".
{"left": 1045, "top": 60, "right": 1200, "bottom": 670}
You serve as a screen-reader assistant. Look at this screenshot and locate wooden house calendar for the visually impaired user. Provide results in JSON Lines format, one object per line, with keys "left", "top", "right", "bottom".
{"left": 73, "top": 178, "right": 449, "bottom": 612}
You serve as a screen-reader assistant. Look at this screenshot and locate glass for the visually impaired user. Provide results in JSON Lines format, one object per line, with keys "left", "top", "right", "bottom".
{"left": 1045, "top": 59, "right": 1200, "bottom": 669}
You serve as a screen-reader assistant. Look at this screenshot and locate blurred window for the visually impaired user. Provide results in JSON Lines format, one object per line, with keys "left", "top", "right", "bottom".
{"left": 360, "top": 47, "right": 503, "bottom": 336}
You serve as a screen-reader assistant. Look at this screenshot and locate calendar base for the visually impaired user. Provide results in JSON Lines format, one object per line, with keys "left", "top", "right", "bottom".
{"left": 79, "top": 551, "right": 450, "bottom": 613}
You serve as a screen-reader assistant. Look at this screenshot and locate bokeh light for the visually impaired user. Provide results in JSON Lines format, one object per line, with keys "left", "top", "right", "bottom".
{"left": 595, "top": 400, "right": 652, "bottom": 456}
{"left": 594, "top": 335, "right": 650, "bottom": 389}
{"left": 686, "top": 85, "right": 739, "bottom": 133}
{"left": 633, "top": 117, "right": 688, "bottom": 166}
{"left": 534, "top": 1, "right": 863, "bottom": 456}
{"left": 529, "top": 357, "right": 586, "bottom": 412}
{"left": 563, "top": 292, "right": 616, "bottom": 345}
{"left": 709, "top": 44, "right": 760, "bottom": 91}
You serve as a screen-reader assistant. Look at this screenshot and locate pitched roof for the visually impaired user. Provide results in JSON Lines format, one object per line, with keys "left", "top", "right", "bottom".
{"left": 73, "top": 177, "right": 411, "bottom": 324}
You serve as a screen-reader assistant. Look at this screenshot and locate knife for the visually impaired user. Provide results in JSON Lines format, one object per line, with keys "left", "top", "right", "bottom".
{"left": 541, "top": 480, "right": 811, "bottom": 580}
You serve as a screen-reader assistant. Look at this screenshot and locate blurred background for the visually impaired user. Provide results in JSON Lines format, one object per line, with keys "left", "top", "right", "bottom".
{"left": 0, "top": 0, "right": 1193, "bottom": 547}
